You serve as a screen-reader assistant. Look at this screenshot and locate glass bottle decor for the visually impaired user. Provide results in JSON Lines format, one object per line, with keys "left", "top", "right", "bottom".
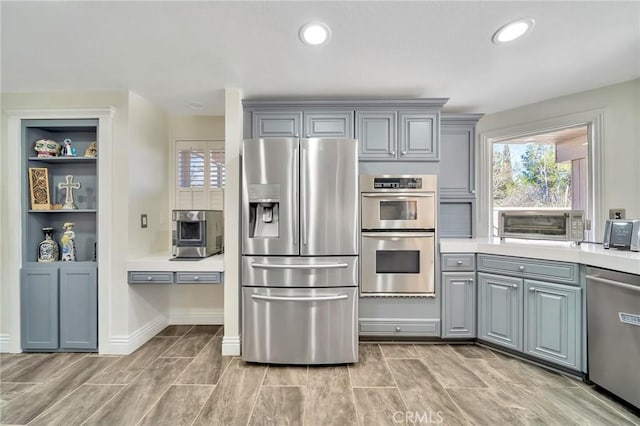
{"left": 38, "top": 227, "right": 59, "bottom": 262}
{"left": 60, "top": 222, "right": 77, "bottom": 262}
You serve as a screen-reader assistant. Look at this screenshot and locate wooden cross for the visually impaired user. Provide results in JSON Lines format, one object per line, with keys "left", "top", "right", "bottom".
{"left": 58, "top": 175, "right": 81, "bottom": 209}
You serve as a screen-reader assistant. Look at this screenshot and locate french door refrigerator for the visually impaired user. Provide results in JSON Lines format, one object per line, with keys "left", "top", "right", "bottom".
{"left": 241, "top": 137, "right": 359, "bottom": 364}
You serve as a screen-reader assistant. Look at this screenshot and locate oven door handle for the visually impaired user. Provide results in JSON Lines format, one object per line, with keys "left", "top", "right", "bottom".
{"left": 361, "top": 232, "right": 434, "bottom": 238}
{"left": 251, "top": 262, "right": 349, "bottom": 270}
{"left": 362, "top": 193, "right": 434, "bottom": 198}
{"left": 251, "top": 294, "right": 349, "bottom": 302}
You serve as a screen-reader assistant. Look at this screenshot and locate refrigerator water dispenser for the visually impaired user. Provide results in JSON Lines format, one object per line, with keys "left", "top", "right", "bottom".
{"left": 248, "top": 184, "right": 280, "bottom": 238}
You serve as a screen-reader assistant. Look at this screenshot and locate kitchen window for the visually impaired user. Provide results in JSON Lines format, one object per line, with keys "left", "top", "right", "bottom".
{"left": 175, "top": 139, "right": 225, "bottom": 210}
{"left": 478, "top": 110, "right": 604, "bottom": 241}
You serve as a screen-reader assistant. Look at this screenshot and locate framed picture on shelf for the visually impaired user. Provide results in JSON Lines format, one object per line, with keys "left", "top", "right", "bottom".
{"left": 28, "top": 167, "right": 51, "bottom": 210}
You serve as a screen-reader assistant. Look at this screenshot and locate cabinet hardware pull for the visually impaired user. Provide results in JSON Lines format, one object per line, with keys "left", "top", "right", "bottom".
{"left": 147, "top": 276, "right": 153, "bottom": 281}
{"left": 518, "top": 266, "right": 525, "bottom": 271}
{"left": 305, "top": 134, "right": 310, "bottom": 138}
{"left": 194, "top": 276, "right": 200, "bottom": 281}
{"left": 529, "top": 287, "right": 535, "bottom": 292}
{"left": 401, "top": 150, "right": 407, "bottom": 156}
{"left": 395, "top": 326, "right": 401, "bottom": 332}
{"left": 390, "top": 151, "right": 396, "bottom": 156}
{"left": 456, "top": 260, "right": 463, "bottom": 265}
{"left": 511, "top": 284, "right": 518, "bottom": 288}
{"left": 468, "top": 279, "right": 474, "bottom": 283}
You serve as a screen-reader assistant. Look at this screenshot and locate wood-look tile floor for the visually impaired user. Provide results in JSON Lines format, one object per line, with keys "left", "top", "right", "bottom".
{"left": 1, "top": 327, "right": 639, "bottom": 425}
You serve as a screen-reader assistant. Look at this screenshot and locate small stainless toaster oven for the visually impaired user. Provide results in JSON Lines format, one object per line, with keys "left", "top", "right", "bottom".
{"left": 172, "top": 210, "right": 224, "bottom": 258}
{"left": 498, "top": 210, "right": 584, "bottom": 243}
{"left": 603, "top": 219, "right": 640, "bottom": 251}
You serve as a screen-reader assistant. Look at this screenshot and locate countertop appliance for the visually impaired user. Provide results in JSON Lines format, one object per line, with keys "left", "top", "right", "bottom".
{"left": 360, "top": 175, "right": 437, "bottom": 296}
{"left": 171, "top": 210, "right": 223, "bottom": 258}
{"left": 586, "top": 267, "right": 640, "bottom": 409}
{"left": 498, "top": 209, "right": 584, "bottom": 244}
{"left": 241, "top": 137, "right": 359, "bottom": 365}
{"left": 603, "top": 219, "right": 640, "bottom": 252}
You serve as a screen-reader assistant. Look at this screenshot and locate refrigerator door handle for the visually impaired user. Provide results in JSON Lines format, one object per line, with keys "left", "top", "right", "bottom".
{"left": 251, "top": 294, "right": 349, "bottom": 302}
{"left": 293, "top": 144, "right": 299, "bottom": 246}
{"left": 251, "top": 262, "right": 349, "bottom": 270}
{"left": 301, "top": 146, "right": 308, "bottom": 246}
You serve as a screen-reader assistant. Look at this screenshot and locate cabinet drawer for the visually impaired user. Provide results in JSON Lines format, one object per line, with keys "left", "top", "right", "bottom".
{"left": 128, "top": 272, "right": 173, "bottom": 284}
{"left": 477, "top": 255, "right": 578, "bottom": 285}
{"left": 441, "top": 254, "right": 475, "bottom": 271}
{"left": 175, "top": 272, "right": 222, "bottom": 284}
{"left": 359, "top": 321, "right": 439, "bottom": 336}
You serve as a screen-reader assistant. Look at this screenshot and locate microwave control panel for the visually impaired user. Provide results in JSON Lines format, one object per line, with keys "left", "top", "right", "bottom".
{"left": 373, "top": 177, "right": 422, "bottom": 189}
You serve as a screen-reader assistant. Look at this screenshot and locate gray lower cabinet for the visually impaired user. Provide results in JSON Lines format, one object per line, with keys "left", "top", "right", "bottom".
{"left": 524, "top": 280, "right": 581, "bottom": 368}
{"left": 442, "top": 272, "right": 476, "bottom": 338}
{"left": 478, "top": 272, "right": 523, "bottom": 351}
{"left": 21, "top": 264, "right": 97, "bottom": 351}
{"left": 21, "top": 266, "right": 59, "bottom": 350}
{"left": 477, "top": 254, "right": 582, "bottom": 370}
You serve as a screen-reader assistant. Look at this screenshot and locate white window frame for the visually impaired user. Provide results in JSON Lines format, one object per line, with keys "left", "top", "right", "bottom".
{"left": 478, "top": 110, "right": 604, "bottom": 241}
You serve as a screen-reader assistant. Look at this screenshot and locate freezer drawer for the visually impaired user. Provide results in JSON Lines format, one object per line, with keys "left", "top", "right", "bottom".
{"left": 242, "top": 287, "right": 358, "bottom": 364}
{"left": 242, "top": 256, "right": 358, "bottom": 288}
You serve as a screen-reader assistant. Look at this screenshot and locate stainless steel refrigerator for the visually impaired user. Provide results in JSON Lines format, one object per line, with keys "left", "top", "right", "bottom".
{"left": 241, "top": 137, "right": 359, "bottom": 364}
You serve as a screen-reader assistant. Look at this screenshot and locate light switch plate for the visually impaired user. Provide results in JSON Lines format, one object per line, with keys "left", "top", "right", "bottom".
{"left": 609, "top": 208, "right": 626, "bottom": 220}
{"left": 140, "top": 213, "right": 148, "bottom": 228}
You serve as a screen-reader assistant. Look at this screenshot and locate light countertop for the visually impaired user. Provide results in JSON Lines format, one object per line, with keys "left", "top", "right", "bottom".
{"left": 440, "top": 238, "right": 640, "bottom": 275}
{"left": 126, "top": 253, "right": 224, "bottom": 272}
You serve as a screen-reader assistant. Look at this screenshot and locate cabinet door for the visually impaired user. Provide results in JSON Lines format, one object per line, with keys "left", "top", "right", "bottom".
{"left": 252, "top": 112, "right": 302, "bottom": 138}
{"left": 478, "top": 272, "right": 523, "bottom": 351}
{"left": 356, "top": 111, "right": 396, "bottom": 160}
{"left": 440, "top": 124, "right": 475, "bottom": 197}
{"left": 303, "top": 112, "right": 353, "bottom": 138}
{"left": 398, "top": 112, "right": 439, "bottom": 160}
{"left": 524, "top": 280, "right": 581, "bottom": 369}
{"left": 442, "top": 272, "right": 476, "bottom": 338}
{"left": 60, "top": 266, "right": 98, "bottom": 350}
{"left": 21, "top": 267, "right": 59, "bottom": 350}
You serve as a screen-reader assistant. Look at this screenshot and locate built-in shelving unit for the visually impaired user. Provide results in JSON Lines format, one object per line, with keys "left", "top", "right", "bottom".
{"left": 21, "top": 118, "right": 99, "bottom": 351}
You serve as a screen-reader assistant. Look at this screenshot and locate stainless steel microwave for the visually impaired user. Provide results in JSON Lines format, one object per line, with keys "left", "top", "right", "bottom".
{"left": 498, "top": 210, "right": 584, "bottom": 243}
{"left": 172, "top": 210, "right": 224, "bottom": 258}
{"left": 603, "top": 219, "right": 640, "bottom": 251}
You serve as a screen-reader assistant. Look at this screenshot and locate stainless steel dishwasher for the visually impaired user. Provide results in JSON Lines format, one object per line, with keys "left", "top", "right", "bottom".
{"left": 586, "top": 266, "right": 640, "bottom": 409}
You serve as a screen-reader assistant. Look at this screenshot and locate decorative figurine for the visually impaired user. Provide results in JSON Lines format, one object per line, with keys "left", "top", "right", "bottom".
{"left": 58, "top": 175, "right": 81, "bottom": 209}
{"left": 60, "top": 222, "right": 77, "bottom": 262}
{"left": 34, "top": 139, "right": 61, "bottom": 157}
{"left": 62, "top": 138, "right": 77, "bottom": 157}
{"left": 38, "top": 227, "right": 59, "bottom": 262}
{"left": 84, "top": 142, "right": 97, "bottom": 158}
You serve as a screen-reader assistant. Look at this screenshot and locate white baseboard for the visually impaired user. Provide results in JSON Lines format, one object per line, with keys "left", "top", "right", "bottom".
{"left": 0, "top": 334, "right": 16, "bottom": 353}
{"left": 106, "top": 314, "right": 169, "bottom": 355}
{"left": 222, "top": 335, "right": 241, "bottom": 356}
{"left": 169, "top": 308, "right": 224, "bottom": 325}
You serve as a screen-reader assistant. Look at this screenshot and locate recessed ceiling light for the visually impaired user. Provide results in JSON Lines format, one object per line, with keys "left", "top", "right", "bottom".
{"left": 492, "top": 17, "right": 535, "bottom": 44}
{"left": 299, "top": 22, "right": 331, "bottom": 46}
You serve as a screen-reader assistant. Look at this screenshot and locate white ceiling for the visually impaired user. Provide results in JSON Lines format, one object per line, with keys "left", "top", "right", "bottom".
{"left": 2, "top": 1, "right": 639, "bottom": 115}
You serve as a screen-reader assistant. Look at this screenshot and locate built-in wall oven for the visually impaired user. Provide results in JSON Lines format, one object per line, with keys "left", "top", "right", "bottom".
{"left": 360, "top": 175, "right": 437, "bottom": 296}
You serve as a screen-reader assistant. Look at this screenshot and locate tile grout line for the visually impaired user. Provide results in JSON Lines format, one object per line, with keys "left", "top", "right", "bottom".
{"left": 79, "top": 383, "right": 129, "bottom": 426}
{"left": 347, "top": 354, "right": 363, "bottom": 426}
{"left": 383, "top": 345, "right": 410, "bottom": 415}
{"left": 301, "top": 365, "right": 308, "bottom": 426}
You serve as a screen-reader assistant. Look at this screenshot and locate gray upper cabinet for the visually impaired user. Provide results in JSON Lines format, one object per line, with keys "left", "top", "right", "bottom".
{"left": 440, "top": 115, "right": 482, "bottom": 198}
{"left": 21, "top": 266, "right": 59, "bottom": 350}
{"left": 303, "top": 111, "right": 353, "bottom": 138}
{"left": 252, "top": 112, "right": 302, "bottom": 138}
{"left": 478, "top": 272, "right": 523, "bottom": 351}
{"left": 398, "top": 112, "right": 439, "bottom": 160}
{"left": 60, "top": 266, "right": 98, "bottom": 350}
{"left": 356, "top": 111, "right": 396, "bottom": 160}
{"left": 524, "top": 280, "right": 581, "bottom": 369}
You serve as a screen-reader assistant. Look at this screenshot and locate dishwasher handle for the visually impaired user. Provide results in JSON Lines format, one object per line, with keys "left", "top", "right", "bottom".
{"left": 586, "top": 275, "right": 640, "bottom": 293}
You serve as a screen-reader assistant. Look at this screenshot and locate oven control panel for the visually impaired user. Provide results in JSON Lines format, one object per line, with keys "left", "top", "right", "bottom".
{"left": 373, "top": 177, "right": 422, "bottom": 189}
